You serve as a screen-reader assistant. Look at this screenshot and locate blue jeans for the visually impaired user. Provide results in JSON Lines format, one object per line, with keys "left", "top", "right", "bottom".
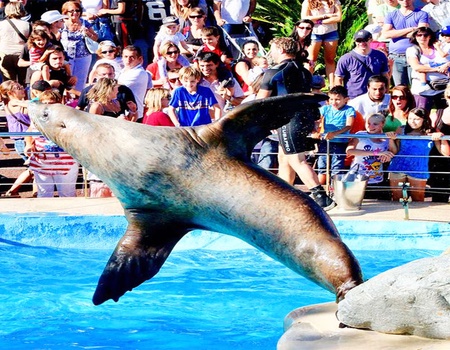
{"left": 389, "top": 54, "right": 411, "bottom": 87}
{"left": 14, "top": 139, "right": 27, "bottom": 162}
{"left": 253, "top": 138, "right": 278, "bottom": 171}
{"left": 317, "top": 142, "right": 347, "bottom": 176}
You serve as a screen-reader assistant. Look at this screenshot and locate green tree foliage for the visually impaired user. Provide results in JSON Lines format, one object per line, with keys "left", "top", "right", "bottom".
{"left": 253, "top": 0, "right": 369, "bottom": 61}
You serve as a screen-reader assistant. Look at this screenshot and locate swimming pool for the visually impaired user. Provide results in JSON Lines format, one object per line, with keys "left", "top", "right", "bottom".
{"left": 1, "top": 214, "right": 449, "bottom": 350}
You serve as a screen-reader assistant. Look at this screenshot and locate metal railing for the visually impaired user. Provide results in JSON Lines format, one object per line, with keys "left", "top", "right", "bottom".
{"left": 1, "top": 132, "right": 450, "bottom": 209}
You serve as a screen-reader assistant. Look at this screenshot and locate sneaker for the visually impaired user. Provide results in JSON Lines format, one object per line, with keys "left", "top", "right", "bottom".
{"left": 309, "top": 186, "right": 336, "bottom": 211}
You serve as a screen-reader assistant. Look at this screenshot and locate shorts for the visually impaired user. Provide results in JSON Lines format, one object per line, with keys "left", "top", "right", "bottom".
{"left": 388, "top": 172, "right": 427, "bottom": 181}
{"left": 311, "top": 30, "right": 339, "bottom": 42}
{"left": 278, "top": 107, "right": 319, "bottom": 155}
{"left": 89, "top": 181, "right": 115, "bottom": 198}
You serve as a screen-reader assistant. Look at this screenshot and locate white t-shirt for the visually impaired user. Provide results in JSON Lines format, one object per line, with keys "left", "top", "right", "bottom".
{"left": 216, "top": 0, "right": 251, "bottom": 24}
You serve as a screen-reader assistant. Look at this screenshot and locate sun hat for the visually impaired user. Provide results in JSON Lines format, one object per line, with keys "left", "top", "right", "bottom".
{"left": 162, "top": 16, "right": 179, "bottom": 26}
{"left": 41, "top": 10, "right": 68, "bottom": 24}
{"left": 99, "top": 40, "right": 117, "bottom": 48}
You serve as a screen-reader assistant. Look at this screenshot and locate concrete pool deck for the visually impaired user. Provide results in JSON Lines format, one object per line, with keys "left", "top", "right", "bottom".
{"left": 0, "top": 197, "right": 449, "bottom": 223}
{"left": 2, "top": 197, "right": 450, "bottom": 349}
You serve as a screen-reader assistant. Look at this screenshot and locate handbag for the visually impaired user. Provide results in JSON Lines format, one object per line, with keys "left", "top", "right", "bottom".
{"left": 429, "top": 77, "right": 450, "bottom": 91}
{"left": 85, "top": 35, "right": 99, "bottom": 54}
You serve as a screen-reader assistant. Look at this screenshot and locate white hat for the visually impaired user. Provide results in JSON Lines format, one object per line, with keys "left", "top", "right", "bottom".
{"left": 41, "top": 10, "right": 68, "bottom": 24}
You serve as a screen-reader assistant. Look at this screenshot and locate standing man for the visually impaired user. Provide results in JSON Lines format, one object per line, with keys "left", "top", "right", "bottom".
{"left": 256, "top": 37, "right": 335, "bottom": 211}
{"left": 118, "top": 45, "right": 152, "bottom": 120}
{"left": 421, "top": 0, "right": 450, "bottom": 32}
{"left": 381, "top": 0, "right": 428, "bottom": 86}
{"left": 335, "top": 30, "right": 389, "bottom": 100}
{"left": 348, "top": 74, "right": 391, "bottom": 119}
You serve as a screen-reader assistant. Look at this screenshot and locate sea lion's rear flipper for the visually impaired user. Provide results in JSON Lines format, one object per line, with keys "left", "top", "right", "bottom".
{"left": 214, "top": 93, "right": 329, "bottom": 157}
{"left": 92, "top": 218, "right": 189, "bottom": 305}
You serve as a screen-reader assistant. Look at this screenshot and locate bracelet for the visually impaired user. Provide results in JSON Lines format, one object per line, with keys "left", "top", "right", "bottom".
{"left": 373, "top": 149, "right": 380, "bottom": 156}
{"left": 316, "top": 20, "right": 322, "bottom": 25}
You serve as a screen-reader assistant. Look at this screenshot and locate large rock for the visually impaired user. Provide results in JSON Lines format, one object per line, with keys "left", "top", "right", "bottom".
{"left": 337, "top": 253, "right": 450, "bottom": 339}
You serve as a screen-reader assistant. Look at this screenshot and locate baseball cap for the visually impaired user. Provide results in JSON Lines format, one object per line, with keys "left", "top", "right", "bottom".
{"left": 162, "top": 16, "right": 179, "bottom": 26}
{"left": 354, "top": 30, "right": 372, "bottom": 41}
{"left": 311, "top": 75, "right": 326, "bottom": 89}
{"left": 41, "top": 10, "right": 68, "bottom": 24}
{"left": 441, "top": 26, "right": 450, "bottom": 36}
{"left": 31, "top": 80, "right": 52, "bottom": 92}
{"left": 99, "top": 40, "right": 117, "bottom": 48}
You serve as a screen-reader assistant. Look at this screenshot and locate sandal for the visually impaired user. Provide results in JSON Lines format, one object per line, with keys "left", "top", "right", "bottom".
{"left": 1, "top": 190, "right": 21, "bottom": 198}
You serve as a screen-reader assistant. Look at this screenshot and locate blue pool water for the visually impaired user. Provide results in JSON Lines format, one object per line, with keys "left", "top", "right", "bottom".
{"left": 0, "top": 215, "right": 449, "bottom": 350}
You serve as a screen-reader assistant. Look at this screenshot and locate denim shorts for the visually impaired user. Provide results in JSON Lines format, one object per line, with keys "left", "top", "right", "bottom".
{"left": 311, "top": 30, "right": 339, "bottom": 42}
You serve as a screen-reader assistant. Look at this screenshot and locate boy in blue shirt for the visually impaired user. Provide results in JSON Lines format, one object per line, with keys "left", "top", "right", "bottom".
{"left": 168, "top": 66, "right": 221, "bottom": 127}
{"left": 312, "top": 85, "right": 355, "bottom": 184}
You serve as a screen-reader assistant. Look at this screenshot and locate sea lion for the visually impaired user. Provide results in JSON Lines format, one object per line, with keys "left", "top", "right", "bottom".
{"left": 28, "top": 94, "right": 363, "bottom": 306}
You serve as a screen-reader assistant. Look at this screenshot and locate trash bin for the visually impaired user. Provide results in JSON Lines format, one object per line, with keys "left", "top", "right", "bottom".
{"left": 333, "top": 174, "right": 368, "bottom": 210}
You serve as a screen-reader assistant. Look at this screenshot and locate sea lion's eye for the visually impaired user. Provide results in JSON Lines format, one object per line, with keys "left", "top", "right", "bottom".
{"left": 60, "top": 122, "right": 66, "bottom": 129}
{"left": 41, "top": 109, "right": 49, "bottom": 122}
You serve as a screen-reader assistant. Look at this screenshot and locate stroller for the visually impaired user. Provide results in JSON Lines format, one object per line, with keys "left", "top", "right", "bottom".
{"left": 220, "top": 23, "right": 267, "bottom": 61}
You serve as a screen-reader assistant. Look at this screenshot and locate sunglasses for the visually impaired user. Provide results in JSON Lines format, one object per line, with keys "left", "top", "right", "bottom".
{"left": 189, "top": 15, "right": 203, "bottom": 19}
{"left": 391, "top": 95, "right": 406, "bottom": 100}
{"left": 416, "top": 33, "right": 430, "bottom": 37}
{"left": 298, "top": 26, "right": 312, "bottom": 30}
{"left": 356, "top": 39, "right": 369, "bottom": 43}
{"left": 67, "top": 9, "right": 81, "bottom": 14}
{"left": 168, "top": 78, "right": 180, "bottom": 83}
{"left": 101, "top": 49, "right": 115, "bottom": 54}
{"left": 166, "top": 50, "right": 179, "bottom": 55}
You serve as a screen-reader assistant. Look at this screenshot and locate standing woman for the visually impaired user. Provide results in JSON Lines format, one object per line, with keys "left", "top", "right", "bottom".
{"left": 301, "top": 0, "right": 342, "bottom": 86}
{"left": 183, "top": 7, "right": 207, "bottom": 55}
{"left": 428, "top": 85, "right": 450, "bottom": 202}
{"left": 290, "top": 19, "right": 314, "bottom": 68}
{"left": 0, "top": 2, "right": 31, "bottom": 85}
{"left": 233, "top": 39, "right": 261, "bottom": 93}
{"left": 170, "top": 0, "right": 208, "bottom": 29}
{"left": 0, "top": 81, "right": 34, "bottom": 197}
{"left": 60, "top": 1, "right": 98, "bottom": 92}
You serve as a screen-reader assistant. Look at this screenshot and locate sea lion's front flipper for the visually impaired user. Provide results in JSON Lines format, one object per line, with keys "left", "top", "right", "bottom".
{"left": 92, "top": 216, "right": 189, "bottom": 305}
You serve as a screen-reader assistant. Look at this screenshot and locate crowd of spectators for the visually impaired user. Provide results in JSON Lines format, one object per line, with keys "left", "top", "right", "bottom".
{"left": 0, "top": 0, "right": 449, "bottom": 205}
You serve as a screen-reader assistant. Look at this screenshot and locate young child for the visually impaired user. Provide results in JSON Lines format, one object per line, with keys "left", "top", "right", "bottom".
{"left": 153, "top": 16, "right": 193, "bottom": 62}
{"left": 30, "top": 46, "right": 77, "bottom": 98}
{"left": 388, "top": 107, "right": 450, "bottom": 201}
{"left": 168, "top": 66, "right": 221, "bottom": 127}
{"left": 142, "top": 88, "right": 174, "bottom": 126}
{"left": 312, "top": 85, "right": 356, "bottom": 184}
{"left": 346, "top": 113, "right": 397, "bottom": 199}
{"left": 18, "top": 29, "right": 52, "bottom": 76}
{"left": 247, "top": 56, "right": 269, "bottom": 85}
{"left": 25, "top": 89, "right": 79, "bottom": 198}
{"left": 88, "top": 40, "right": 124, "bottom": 83}
{"left": 194, "top": 26, "right": 232, "bottom": 67}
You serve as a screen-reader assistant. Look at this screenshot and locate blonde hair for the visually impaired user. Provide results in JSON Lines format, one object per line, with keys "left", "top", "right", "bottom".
{"left": 159, "top": 41, "right": 179, "bottom": 56}
{"left": 86, "top": 78, "right": 118, "bottom": 105}
{"left": 5, "top": 2, "right": 27, "bottom": 19}
{"left": 61, "top": 1, "right": 82, "bottom": 14}
{"left": 96, "top": 43, "right": 120, "bottom": 58}
{"left": 0, "top": 81, "right": 23, "bottom": 103}
{"left": 144, "top": 88, "right": 171, "bottom": 113}
{"left": 367, "top": 113, "right": 386, "bottom": 124}
{"left": 179, "top": 66, "right": 201, "bottom": 81}
{"left": 39, "top": 90, "right": 63, "bottom": 104}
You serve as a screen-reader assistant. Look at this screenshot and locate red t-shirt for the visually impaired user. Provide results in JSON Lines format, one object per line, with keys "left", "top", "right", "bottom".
{"left": 142, "top": 111, "right": 175, "bottom": 127}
